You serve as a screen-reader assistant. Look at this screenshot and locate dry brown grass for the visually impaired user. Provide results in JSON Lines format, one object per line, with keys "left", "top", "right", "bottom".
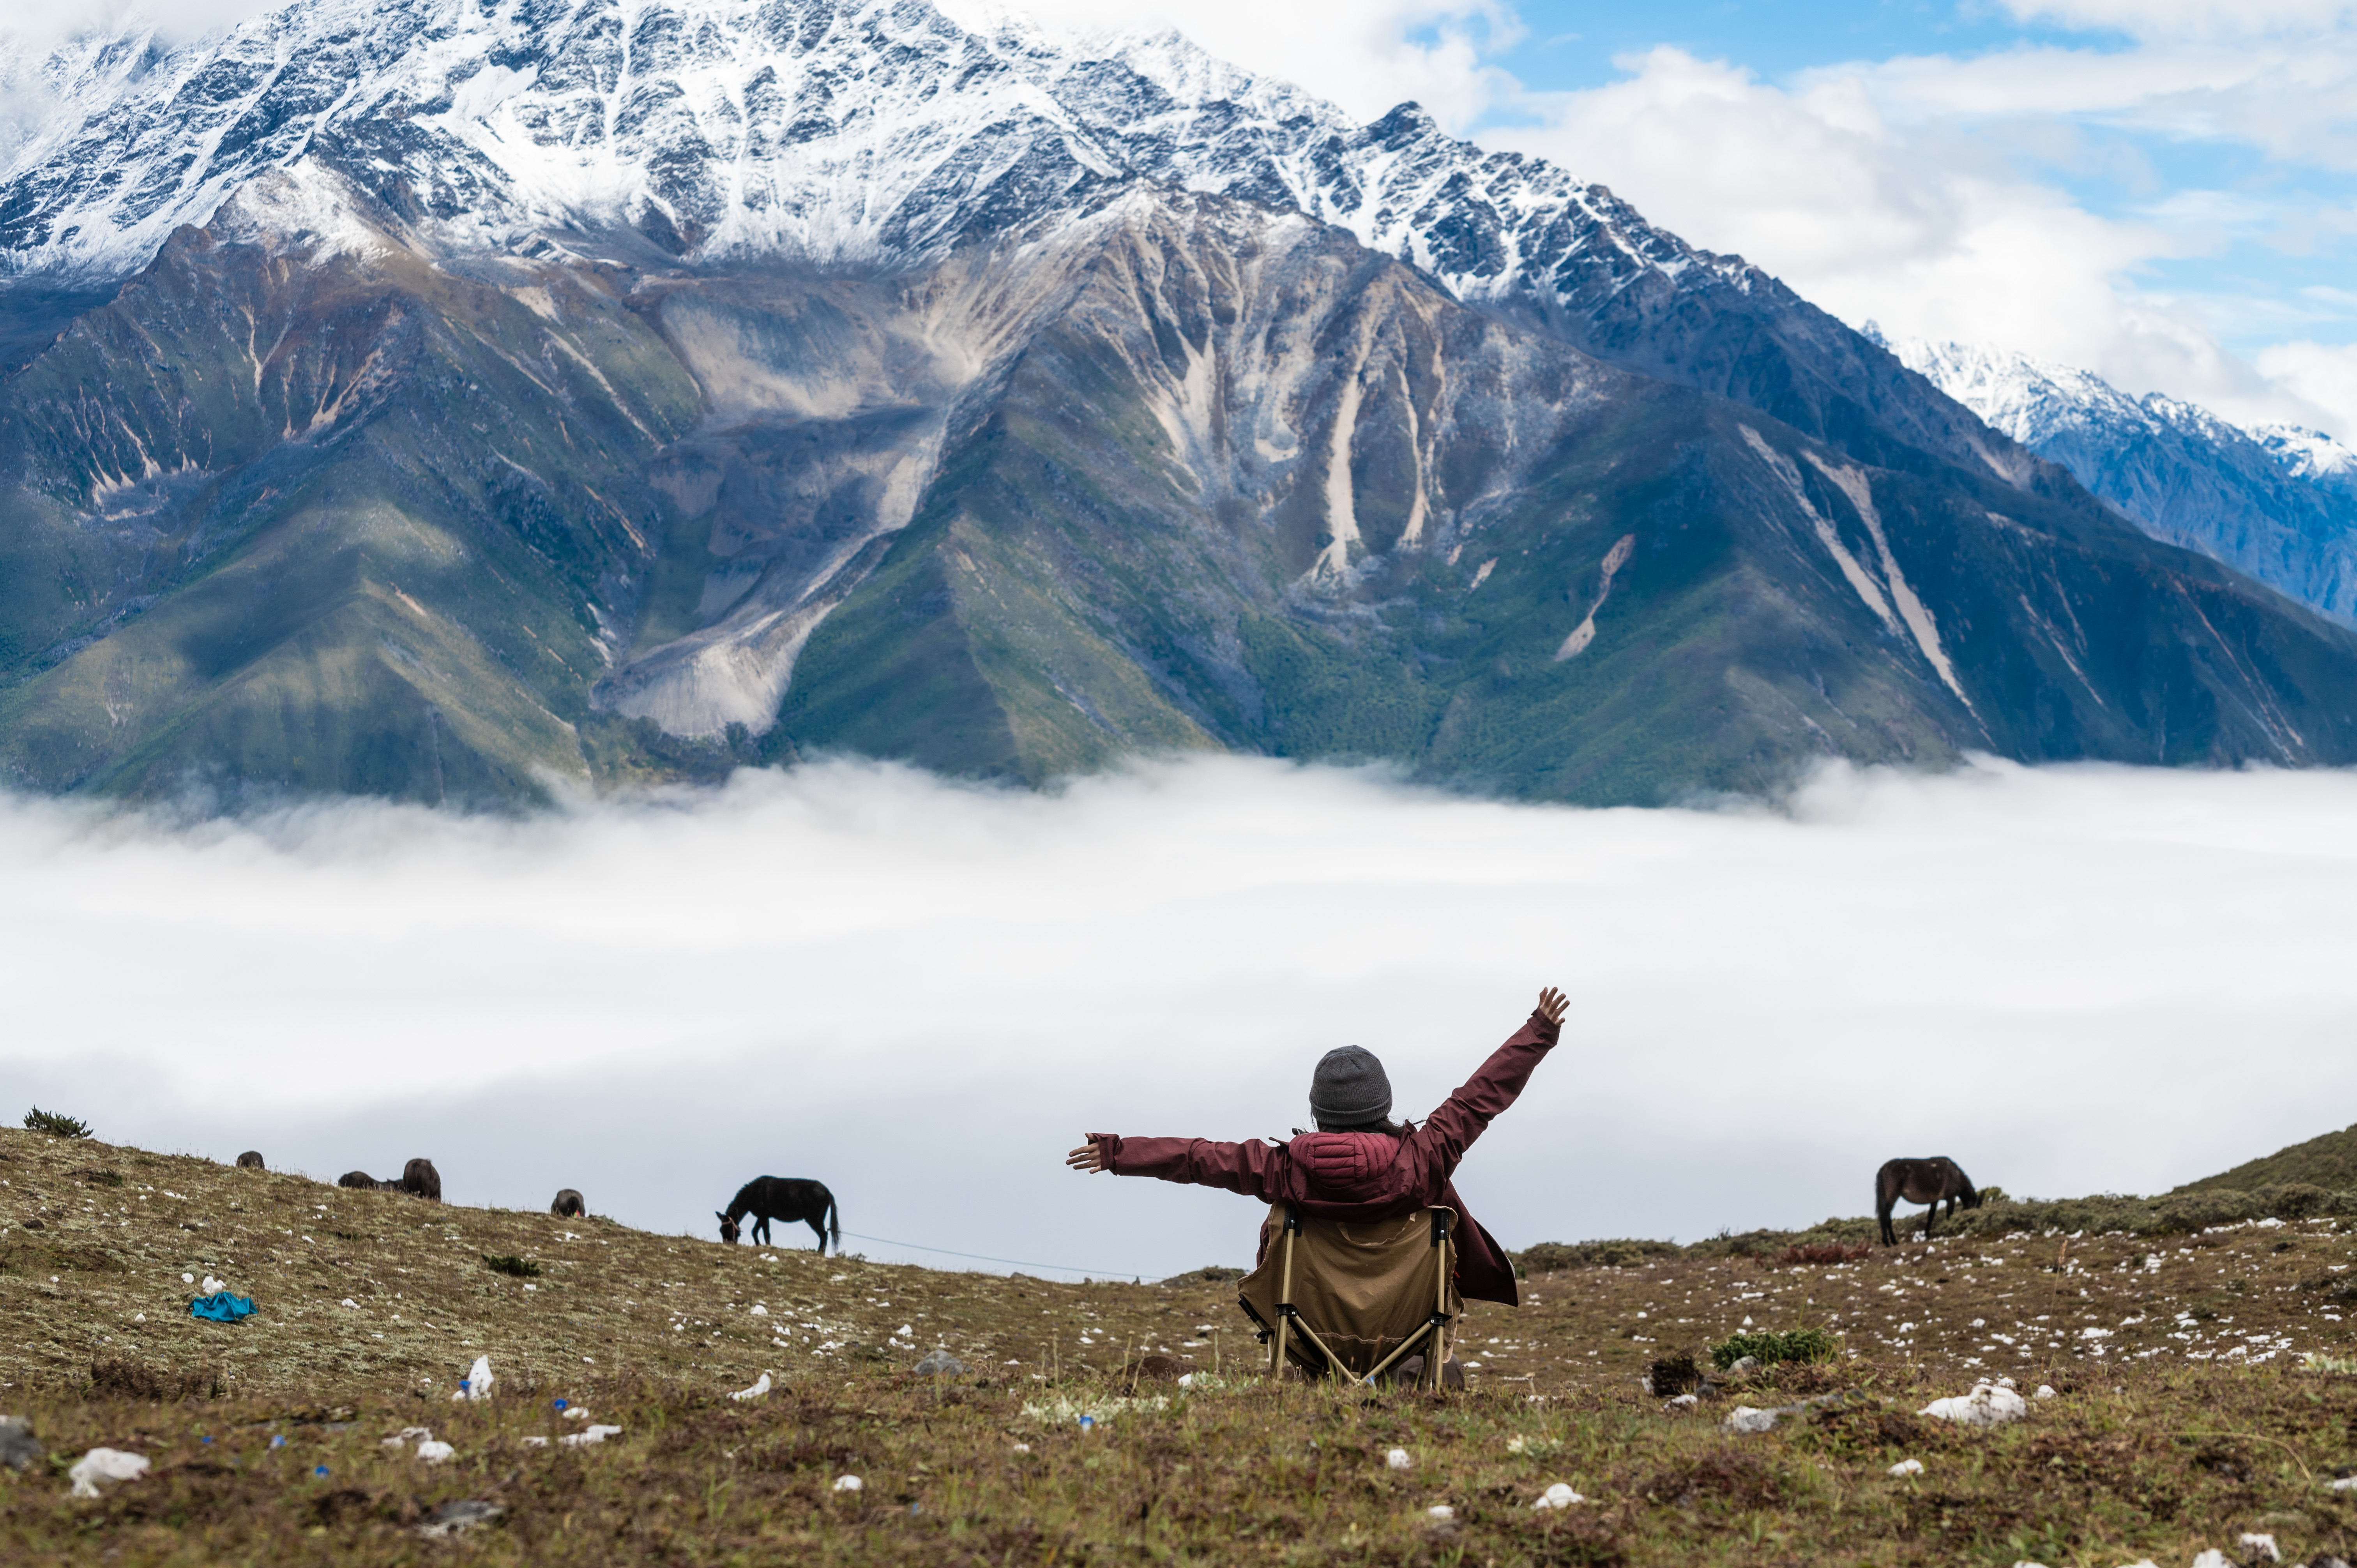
{"left": 4, "top": 1127, "right": 2357, "bottom": 1564}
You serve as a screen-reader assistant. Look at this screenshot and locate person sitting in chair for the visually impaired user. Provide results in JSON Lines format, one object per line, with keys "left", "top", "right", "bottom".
{"left": 1065, "top": 985, "right": 1569, "bottom": 1308}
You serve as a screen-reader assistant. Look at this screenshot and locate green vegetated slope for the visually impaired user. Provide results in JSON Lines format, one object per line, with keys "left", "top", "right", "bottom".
{"left": 9, "top": 171, "right": 2357, "bottom": 809}
{"left": 5, "top": 1127, "right": 2357, "bottom": 1566}
{"left": 2179, "top": 1123, "right": 2357, "bottom": 1197}
{"left": 0, "top": 192, "right": 705, "bottom": 807}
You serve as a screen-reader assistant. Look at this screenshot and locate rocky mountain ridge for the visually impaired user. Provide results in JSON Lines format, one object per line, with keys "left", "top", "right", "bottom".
{"left": 1892, "top": 335, "right": 2357, "bottom": 626}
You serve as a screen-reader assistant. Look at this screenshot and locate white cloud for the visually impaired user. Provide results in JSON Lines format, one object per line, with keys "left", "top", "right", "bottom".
{"left": 5, "top": 756, "right": 2355, "bottom": 1279}
{"left": 1475, "top": 39, "right": 2357, "bottom": 436}
{"left": 938, "top": 0, "right": 1522, "bottom": 128}
{"left": 1998, "top": 0, "right": 2357, "bottom": 43}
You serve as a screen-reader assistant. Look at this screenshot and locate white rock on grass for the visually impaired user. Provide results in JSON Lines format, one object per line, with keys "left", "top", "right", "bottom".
{"left": 67, "top": 1449, "right": 148, "bottom": 1498}
{"left": 453, "top": 1354, "right": 494, "bottom": 1402}
{"left": 1532, "top": 1483, "right": 1583, "bottom": 1510}
{"left": 1723, "top": 1407, "right": 1780, "bottom": 1434}
{"left": 416, "top": 1440, "right": 456, "bottom": 1464}
{"left": 2034, "top": 1385, "right": 2056, "bottom": 1400}
{"left": 2239, "top": 1533, "right": 2283, "bottom": 1563}
{"left": 1426, "top": 1504, "right": 1455, "bottom": 1521}
{"left": 832, "top": 1474, "right": 862, "bottom": 1492}
{"left": 1919, "top": 1382, "right": 2028, "bottom": 1427}
{"left": 731, "top": 1371, "right": 772, "bottom": 1402}
{"left": 1386, "top": 1448, "right": 1412, "bottom": 1470}
{"left": 561, "top": 1425, "right": 622, "bottom": 1448}
{"left": 1888, "top": 1459, "right": 1924, "bottom": 1476}
{"left": 2329, "top": 1474, "right": 2357, "bottom": 1491}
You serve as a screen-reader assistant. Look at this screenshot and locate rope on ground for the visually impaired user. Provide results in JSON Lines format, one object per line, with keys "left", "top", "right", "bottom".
{"left": 836, "top": 1230, "right": 1140, "bottom": 1280}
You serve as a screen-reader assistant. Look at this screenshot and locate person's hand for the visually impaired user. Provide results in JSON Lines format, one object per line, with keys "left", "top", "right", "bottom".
{"left": 1536, "top": 986, "right": 1567, "bottom": 1024}
{"left": 1066, "top": 1138, "right": 1106, "bottom": 1173}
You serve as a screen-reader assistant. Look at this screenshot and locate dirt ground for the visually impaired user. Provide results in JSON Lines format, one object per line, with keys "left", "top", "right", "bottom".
{"left": 4, "top": 1127, "right": 2355, "bottom": 1565}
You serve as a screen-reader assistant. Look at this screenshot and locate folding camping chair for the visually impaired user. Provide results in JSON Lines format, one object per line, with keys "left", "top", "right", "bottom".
{"left": 1235, "top": 1202, "right": 1461, "bottom": 1390}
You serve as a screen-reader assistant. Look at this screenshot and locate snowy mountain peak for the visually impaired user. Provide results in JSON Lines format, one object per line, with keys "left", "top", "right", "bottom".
{"left": 2251, "top": 423, "right": 2357, "bottom": 491}
{"left": 1896, "top": 336, "right": 2357, "bottom": 624}
{"left": 0, "top": 0, "right": 1760, "bottom": 346}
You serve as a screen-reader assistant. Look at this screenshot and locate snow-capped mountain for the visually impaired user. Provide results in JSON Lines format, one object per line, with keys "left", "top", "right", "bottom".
{"left": 1893, "top": 336, "right": 2357, "bottom": 625}
{"left": 0, "top": 0, "right": 2006, "bottom": 475}
{"left": 7, "top": 0, "right": 2357, "bottom": 809}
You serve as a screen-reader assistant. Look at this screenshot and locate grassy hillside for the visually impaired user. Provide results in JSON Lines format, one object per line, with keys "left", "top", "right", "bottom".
{"left": 2179, "top": 1123, "right": 2357, "bottom": 1198}
{"left": 3, "top": 1125, "right": 2355, "bottom": 1564}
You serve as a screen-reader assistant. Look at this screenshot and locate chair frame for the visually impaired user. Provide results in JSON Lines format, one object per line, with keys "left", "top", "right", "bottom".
{"left": 1260, "top": 1202, "right": 1456, "bottom": 1390}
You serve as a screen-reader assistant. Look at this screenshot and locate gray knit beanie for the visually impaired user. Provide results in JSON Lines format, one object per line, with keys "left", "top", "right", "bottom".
{"left": 1309, "top": 1045, "right": 1393, "bottom": 1127}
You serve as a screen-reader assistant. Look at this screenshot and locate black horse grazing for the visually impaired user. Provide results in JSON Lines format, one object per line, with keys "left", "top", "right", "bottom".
{"left": 401, "top": 1158, "right": 442, "bottom": 1202}
{"left": 718, "top": 1177, "right": 840, "bottom": 1253}
{"left": 235, "top": 1151, "right": 265, "bottom": 1171}
{"left": 336, "top": 1160, "right": 442, "bottom": 1199}
{"left": 551, "top": 1188, "right": 586, "bottom": 1218}
{"left": 1877, "top": 1157, "right": 1981, "bottom": 1245}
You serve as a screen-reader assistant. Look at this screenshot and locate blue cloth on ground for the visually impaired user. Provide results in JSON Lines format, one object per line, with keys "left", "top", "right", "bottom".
{"left": 189, "top": 1292, "right": 256, "bottom": 1322}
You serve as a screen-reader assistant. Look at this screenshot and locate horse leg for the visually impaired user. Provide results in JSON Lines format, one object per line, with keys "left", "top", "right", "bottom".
{"left": 807, "top": 1214, "right": 827, "bottom": 1254}
{"left": 1877, "top": 1197, "right": 1895, "bottom": 1248}
{"left": 1922, "top": 1202, "right": 1937, "bottom": 1241}
{"left": 753, "top": 1214, "right": 771, "bottom": 1247}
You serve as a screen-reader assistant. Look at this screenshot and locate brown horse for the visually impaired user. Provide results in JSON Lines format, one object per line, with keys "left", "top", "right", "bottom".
{"left": 1876, "top": 1157, "right": 1980, "bottom": 1245}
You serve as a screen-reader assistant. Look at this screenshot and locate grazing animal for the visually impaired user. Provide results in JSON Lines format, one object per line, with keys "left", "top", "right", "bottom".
{"left": 401, "top": 1158, "right": 442, "bottom": 1202}
{"left": 1876, "top": 1157, "right": 1981, "bottom": 1245}
{"left": 235, "top": 1151, "right": 265, "bottom": 1171}
{"left": 551, "top": 1188, "right": 586, "bottom": 1218}
{"left": 337, "top": 1169, "right": 379, "bottom": 1190}
{"left": 717, "top": 1177, "right": 839, "bottom": 1253}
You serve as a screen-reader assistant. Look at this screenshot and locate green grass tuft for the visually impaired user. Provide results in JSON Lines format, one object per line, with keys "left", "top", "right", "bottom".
{"left": 481, "top": 1253, "right": 542, "bottom": 1279}
{"left": 1711, "top": 1328, "right": 1842, "bottom": 1369}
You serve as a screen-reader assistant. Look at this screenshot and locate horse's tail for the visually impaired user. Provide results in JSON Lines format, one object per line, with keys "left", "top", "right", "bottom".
{"left": 828, "top": 1191, "right": 841, "bottom": 1250}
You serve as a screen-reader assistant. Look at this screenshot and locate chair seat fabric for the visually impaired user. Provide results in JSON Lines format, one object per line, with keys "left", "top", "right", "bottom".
{"left": 1236, "top": 1205, "right": 1461, "bottom": 1378}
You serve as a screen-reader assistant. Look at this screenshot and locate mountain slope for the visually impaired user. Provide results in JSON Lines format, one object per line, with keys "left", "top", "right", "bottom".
{"left": 5, "top": 1, "right": 2357, "bottom": 805}
{"left": 1893, "top": 337, "right": 2357, "bottom": 627}
{"left": 2175, "top": 1121, "right": 2357, "bottom": 1196}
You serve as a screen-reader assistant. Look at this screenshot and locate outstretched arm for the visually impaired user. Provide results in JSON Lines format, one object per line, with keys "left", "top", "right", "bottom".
{"left": 1062, "top": 1132, "right": 1283, "bottom": 1198}
{"left": 1415, "top": 985, "right": 1567, "bottom": 1175}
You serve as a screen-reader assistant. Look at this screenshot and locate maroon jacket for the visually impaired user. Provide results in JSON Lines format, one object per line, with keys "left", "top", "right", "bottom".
{"left": 1089, "top": 1010, "right": 1558, "bottom": 1305}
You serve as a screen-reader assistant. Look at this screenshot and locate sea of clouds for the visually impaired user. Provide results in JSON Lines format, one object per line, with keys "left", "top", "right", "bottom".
{"left": 3, "top": 754, "right": 2353, "bottom": 1281}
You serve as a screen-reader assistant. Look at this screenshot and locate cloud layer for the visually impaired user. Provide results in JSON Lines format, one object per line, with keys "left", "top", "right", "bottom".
{"left": 5, "top": 757, "right": 2353, "bottom": 1282}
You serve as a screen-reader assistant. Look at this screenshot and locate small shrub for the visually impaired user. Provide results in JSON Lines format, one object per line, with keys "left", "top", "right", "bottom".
{"left": 1773, "top": 1241, "right": 1869, "bottom": 1267}
{"left": 23, "top": 1108, "right": 92, "bottom": 1139}
{"left": 481, "top": 1254, "right": 542, "bottom": 1279}
{"left": 1647, "top": 1351, "right": 1703, "bottom": 1396}
{"left": 73, "top": 1168, "right": 123, "bottom": 1188}
{"left": 1710, "top": 1328, "right": 1841, "bottom": 1370}
{"left": 1518, "top": 1239, "right": 1682, "bottom": 1274}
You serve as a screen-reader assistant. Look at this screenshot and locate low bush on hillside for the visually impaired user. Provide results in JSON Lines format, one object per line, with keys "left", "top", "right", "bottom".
{"left": 481, "top": 1254, "right": 542, "bottom": 1279}
{"left": 1773, "top": 1241, "right": 1870, "bottom": 1266}
{"left": 22, "top": 1108, "right": 91, "bottom": 1139}
{"left": 1515, "top": 1238, "right": 1682, "bottom": 1274}
{"left": 1710, "top": 1327, "right": 1841, "bottom": 1369}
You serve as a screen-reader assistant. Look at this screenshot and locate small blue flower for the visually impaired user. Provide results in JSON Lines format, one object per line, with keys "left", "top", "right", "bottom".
{"left": 553, "top": 1398, "right": 567, "bottom": 1411}
{"left": 269, "top": 1435, "right": 286, "bottom": 1449}
{"left": 313, "top": 1465, "right": 330, "bottom": 1478}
